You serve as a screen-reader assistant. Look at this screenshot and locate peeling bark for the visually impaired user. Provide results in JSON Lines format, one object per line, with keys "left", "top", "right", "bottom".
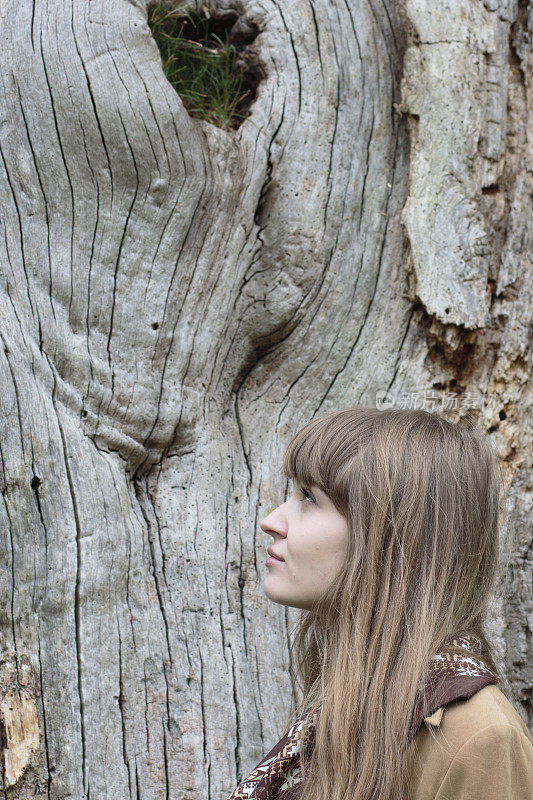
{"left": 0, "top": 653, "right": 40, "bottom": 788}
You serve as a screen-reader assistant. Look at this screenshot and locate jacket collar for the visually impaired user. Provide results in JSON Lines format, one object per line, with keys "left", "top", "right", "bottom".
{"left": 226, "top": 634, "right": 498, "bottom": 800}
{"left": 409, "top": 633, "right": 498, "bottom": 740}
{"left": 423, "top": 706, "right": 445, "bottom": 726}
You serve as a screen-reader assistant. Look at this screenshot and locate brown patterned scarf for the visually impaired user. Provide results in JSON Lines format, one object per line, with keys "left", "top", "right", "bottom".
{"left": 225, "top": 634, "right": 498, "bottom": 800}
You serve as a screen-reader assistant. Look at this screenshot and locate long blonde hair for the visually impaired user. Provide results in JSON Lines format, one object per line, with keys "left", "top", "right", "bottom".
{"left": 277, "top": 406, "right": 513, "bottom": 800}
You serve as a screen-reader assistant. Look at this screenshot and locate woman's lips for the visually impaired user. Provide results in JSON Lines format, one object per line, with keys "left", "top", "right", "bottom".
{"left": 267, "top": 547, "right": 284, "bottom": 561}
{"left": 266, "top": 554, "right": 285, "bottom": 566}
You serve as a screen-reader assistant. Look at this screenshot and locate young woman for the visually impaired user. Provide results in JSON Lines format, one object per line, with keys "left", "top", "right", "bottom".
{"left": 225, "top": 406, "right": 533, "bottom": 800}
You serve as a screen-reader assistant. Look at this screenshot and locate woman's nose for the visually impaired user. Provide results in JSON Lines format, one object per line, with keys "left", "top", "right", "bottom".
{"left": 260, "top": 508, "right": 285, "bottom": 535}
{"left": 260, "top": 515, "right": 274, "bottom": 533}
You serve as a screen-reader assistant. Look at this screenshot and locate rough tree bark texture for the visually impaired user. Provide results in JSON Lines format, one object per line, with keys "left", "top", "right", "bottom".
{"left": 0, "top": 0, "right": 530, "bottom": 797}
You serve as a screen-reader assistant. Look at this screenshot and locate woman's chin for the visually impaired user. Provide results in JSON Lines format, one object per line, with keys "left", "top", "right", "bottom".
{"left": 262, "top": 577, "right": 287, "bottom": 605}
{"left": 262, "top": 581, "right": 310, "bottom": 610}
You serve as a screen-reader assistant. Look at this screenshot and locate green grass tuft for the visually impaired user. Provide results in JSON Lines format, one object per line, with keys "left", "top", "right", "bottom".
{"left": 147, "top": 1, "right": 250, "bottom": 130}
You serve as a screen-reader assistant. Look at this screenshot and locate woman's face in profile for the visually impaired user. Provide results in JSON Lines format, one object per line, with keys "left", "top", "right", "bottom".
{"left": 260, "top": 477, "right": 349, "bottom": 610}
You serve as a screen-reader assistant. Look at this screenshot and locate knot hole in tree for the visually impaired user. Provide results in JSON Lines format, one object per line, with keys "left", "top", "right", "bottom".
{"left": 147, "top": 1, "right": 266, "bottom": 130}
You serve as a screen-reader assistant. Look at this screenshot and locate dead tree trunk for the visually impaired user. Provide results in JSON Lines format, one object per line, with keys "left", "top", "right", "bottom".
{"left": 0, "top": 0, "right": 530, "bottom": 797}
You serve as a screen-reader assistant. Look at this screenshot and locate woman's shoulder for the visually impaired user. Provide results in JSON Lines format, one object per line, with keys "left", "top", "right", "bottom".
{"left": 431, "top": 684, "right": 532, "bottom": 742}
{"left": 407, "top": 685, "right": 533, "bottom": 800}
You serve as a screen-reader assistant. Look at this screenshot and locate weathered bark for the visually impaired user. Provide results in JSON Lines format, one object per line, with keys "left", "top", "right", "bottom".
{"left": 0, "top": 0, "right": 530, "bottom": 797}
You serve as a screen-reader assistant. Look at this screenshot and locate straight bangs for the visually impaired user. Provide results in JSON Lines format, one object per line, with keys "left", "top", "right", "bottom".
{"left": 280, "top": 407, "right": 380, "bottom": 517}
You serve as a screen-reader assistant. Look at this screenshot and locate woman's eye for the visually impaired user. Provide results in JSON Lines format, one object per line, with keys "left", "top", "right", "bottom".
{"left": 301, "top": 487, "right": 315, "bottom": 504}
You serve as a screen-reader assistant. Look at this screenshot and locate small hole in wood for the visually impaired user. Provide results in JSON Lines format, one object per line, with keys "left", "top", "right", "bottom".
{"left": 147, "top": 1, "right": 265, "bottom": 130}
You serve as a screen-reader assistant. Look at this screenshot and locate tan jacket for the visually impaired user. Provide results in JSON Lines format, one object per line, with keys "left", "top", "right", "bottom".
{"left": 406, "top": 684, "right": 533, "bottom": 799}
